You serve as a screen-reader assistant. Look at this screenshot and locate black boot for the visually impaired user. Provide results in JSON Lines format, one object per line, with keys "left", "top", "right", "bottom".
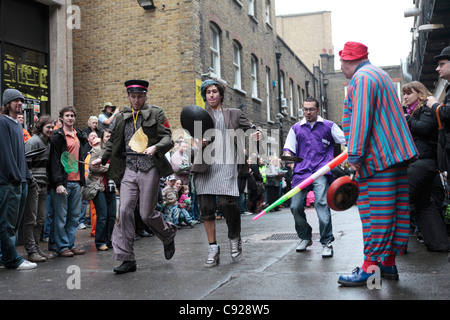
{"left": 164, "top": 240, "right": 175, "bottom": 260}
{"left": 113, "top": 261, "right": 137, "bottom": 274}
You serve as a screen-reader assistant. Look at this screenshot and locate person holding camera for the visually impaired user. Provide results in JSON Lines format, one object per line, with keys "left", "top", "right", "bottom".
{"left": 88, "top": 129, "right": 116, "bottom": 251}
{"left": 98, "top": 102, "right": 119, "bottom": 131}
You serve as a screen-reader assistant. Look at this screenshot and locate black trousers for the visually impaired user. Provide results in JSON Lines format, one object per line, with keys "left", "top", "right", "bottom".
{"left": 408, "top": 158, "right": 449, "bottom": 251}
{"left": 198, "top": 195, "right": 240, "bottom": 239}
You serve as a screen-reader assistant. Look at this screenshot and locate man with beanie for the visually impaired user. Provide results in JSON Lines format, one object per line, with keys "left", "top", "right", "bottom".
{"left": 338, "top": 42, "right": 418, "bottom": 286}
{"left": 0, "top": 88, "right": 37, "bottom": 270}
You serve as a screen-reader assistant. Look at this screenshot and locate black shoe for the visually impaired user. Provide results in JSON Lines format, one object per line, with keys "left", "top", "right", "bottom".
{"left": 164, "top": 240, "right": 175, "bottom": 260}
{"left": 113, "top": 261, "right": 137, "bottom": 274}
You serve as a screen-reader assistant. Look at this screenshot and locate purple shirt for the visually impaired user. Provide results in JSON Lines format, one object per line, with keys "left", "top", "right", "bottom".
{"left": 283, "top": 116, "right": 345, "bottom": 187}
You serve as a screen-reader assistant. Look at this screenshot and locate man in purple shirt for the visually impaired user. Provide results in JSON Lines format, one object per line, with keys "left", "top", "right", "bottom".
{"left": 283, "top": 97, "right": 346, "bottom": 258}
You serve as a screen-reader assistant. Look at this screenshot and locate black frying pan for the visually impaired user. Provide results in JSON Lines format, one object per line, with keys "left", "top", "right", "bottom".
{"left": 280, "top": 155, "right": 303, "bottom": 163}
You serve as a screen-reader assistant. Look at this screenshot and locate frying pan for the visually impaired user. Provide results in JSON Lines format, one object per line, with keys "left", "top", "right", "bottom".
{"left": 180, "top": 105, "right": 214, "bottom": 139}
{"left": 280, "top": 155, "right": 303, "bottom": 163}
{"left": 327, "top": 171, "right": 359, "bottom": 211}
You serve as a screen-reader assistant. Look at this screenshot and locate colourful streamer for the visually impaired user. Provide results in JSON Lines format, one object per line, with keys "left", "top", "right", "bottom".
{"left": 253, "top": 151, "right": 348, "bottom": 221}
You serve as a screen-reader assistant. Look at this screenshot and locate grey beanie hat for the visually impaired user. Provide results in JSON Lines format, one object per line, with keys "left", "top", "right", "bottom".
{"left": 2, "top": 88, "right": 24, "bottom": 106}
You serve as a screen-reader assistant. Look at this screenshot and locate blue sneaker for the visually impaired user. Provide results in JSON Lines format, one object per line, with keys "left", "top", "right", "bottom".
{"left": 338, "top": 267, "right": 376, "bottom": 287}
{"left": 378, "top": 263, "right": 399, "bottom": 280}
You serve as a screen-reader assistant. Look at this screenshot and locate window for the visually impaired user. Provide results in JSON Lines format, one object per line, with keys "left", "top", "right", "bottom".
{"left": 248, "top": 0, "right": 255, "bottom": 17}
{"left": 289, "top": 79, "right": 294, "bottom": 117}
{"left": 280, "top": 72, "right": 286, "bottom": 115}
{"left": 265, "top": 0, "right": 271, "bottom": 24}
{"left": 266, "top": 67, "right": 271, "bottom": 122}
{"left": 233, "top": 42, "right": 242, "bottom": 90}
{"left": 210, "top": 24, "right": 221, "bottom": 78}
{"left": 251, "top": 55, "right": 258, "bottom": 98}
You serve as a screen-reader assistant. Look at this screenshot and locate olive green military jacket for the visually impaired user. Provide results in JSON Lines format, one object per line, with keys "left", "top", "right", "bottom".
{"left": 101, "top": 104, "right": 174, "bottom": 185}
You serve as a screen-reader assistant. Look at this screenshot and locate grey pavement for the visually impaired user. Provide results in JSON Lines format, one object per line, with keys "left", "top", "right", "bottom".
{"left": 1, "top": 206, "right": 449, "bottom": 303}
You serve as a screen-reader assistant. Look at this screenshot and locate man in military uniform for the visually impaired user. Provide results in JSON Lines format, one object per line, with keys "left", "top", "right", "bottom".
{"left": 92, "top": 80, "right": 177, "bottom": 274}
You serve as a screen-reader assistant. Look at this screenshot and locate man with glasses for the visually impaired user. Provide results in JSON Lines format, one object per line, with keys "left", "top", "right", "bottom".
{"left": 283, "top": 96, "right": 346, "bottom": 258}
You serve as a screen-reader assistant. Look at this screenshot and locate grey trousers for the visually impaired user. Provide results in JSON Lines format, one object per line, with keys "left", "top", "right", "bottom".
{"left": 112, "top": 167, "right": 177, "bottom": 261}
{"left": 23, "top": 184, "right": 47, "bottom": 254}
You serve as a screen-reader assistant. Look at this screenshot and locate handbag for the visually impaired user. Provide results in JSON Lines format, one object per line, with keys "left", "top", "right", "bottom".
{"left": 81, "top": 177, "right": 102, "bottom": 201}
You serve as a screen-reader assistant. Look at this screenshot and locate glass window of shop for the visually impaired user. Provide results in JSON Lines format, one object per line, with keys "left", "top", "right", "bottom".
{"left": 0, "top": 0, "right": 50, "bottom": 129}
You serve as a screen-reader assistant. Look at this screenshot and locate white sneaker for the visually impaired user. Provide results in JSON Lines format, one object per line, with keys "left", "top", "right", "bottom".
{"left": 78, "top": 223, "right": 86, "bottom": 230}
{"left": 205, "top": 244, "right": 220, "bottom": 268}
{"left": 230, "top": 236, "right": 242, "bottom": 261}
{"left": 322, "top": 243, "right": 333, "bottom": 258}
{"left": 295, "top": 239, "right": 312, "bottom": 252}
{"left": 16, "top": 260, "right": 37, "bottom": 270}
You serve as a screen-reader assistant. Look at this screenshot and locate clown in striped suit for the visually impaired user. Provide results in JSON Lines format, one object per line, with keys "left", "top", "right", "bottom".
{"left": 337, "top": 42, "right": 418, "bottom": 287}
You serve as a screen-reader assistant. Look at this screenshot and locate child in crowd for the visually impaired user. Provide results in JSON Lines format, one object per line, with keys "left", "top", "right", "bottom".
{"left": 162, "top": 176, "right": 179, "bottom": 223}
{"left": 176, "top": 183, "right": 198, "bottom": 227}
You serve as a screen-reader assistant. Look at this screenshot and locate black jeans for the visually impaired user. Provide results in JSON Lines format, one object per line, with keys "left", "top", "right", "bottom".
{"left": 408, "top": 158, "right": 449, "bottom": 251}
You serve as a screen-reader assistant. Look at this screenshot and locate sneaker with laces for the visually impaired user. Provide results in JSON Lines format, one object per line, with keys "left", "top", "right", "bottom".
{"left": 16, "top": 260, "right": 37, "bottom": 270}
{"left": 230, "top": 236, "right": 242, "bottom": 261}
{"left": 205, "top": 244, "right": 220, "bottom": 267}
{"left": 322, "top": 242, "right": 333, "bottom": 258}
{"left": 296, "top": 239, "right": 313, "bottom": 252}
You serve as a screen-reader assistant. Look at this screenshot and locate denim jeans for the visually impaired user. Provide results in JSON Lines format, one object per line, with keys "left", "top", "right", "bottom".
{"left": 0, "top": 182, "right": 28, "bottom": 268}
{"left": 93, "top": 191, "right": 117, "bottom": 248}
{"left": 238, "top": 192, "right": 248, "bottom": 214}
{"left": 290, "top": 176, "right": 334, "bottom": 245}
{"left": 51, "top": 182, "right": 81, "bottom": 254}
{"left": 189, "top": 190, "right": 200, "bottom": 221}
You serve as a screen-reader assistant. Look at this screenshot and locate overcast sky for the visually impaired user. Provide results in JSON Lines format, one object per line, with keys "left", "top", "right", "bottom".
{"left": 274, "top": 0, "right": 415, "bottom": 69}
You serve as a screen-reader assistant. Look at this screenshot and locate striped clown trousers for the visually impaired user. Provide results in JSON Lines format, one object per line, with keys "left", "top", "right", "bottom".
{"left": 356, "top": 167, "right": 410, "bottom": 262}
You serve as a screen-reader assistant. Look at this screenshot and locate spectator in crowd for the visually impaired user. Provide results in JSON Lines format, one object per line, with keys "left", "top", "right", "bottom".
{"left": 17, "top": 113, "right": 31, "bottom": 142}
{"left": 403, "top": 81, "right": 449, "bottom": 252}
{"left": 83, "top": 116, "right": 100, "bottom": 137}
{"left": 0, "top": 88, "right": 36, "bottom": 270}
{"left": 162, "top": 176, "right": 180, "bottom": 223}
{"left": 23, "top": 115, "right": 55, "bottom": 262}
{"left": 88, "top": 129, "right": 117, "bottom": 251}
{"left": 265, "top": 156, "right": 283, "bottom": 212}
{"left": 170, "top": 139, "right": 191, "bottom": 186}
{"left": 98, "top": 102, "right": 119, "bottom": 131}
{"left": 238, "top": 155, "right": 252, "bottom": 215}
{"left": 176, "top": 183, "right": 198, "bottom": 227}
{"left": 249, "top": 156, "right": 265, "bottom": 213}
{"left": 48, "top": 106, "right": 87, "bottom": 257}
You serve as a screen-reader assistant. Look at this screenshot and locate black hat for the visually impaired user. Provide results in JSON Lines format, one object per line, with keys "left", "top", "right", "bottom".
{"left": 180, "top": 105, "right": 214, "bottom": 139}
{"left": 124, "top": 80, "right": 149, "bottom": 93}
{"left": 434, "top": 46, "right": 450, "bottom": 62}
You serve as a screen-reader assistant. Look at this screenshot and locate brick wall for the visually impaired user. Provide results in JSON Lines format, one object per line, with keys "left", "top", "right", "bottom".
{"left": 72, "top": 0, "right": 317, "bottom": 155}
